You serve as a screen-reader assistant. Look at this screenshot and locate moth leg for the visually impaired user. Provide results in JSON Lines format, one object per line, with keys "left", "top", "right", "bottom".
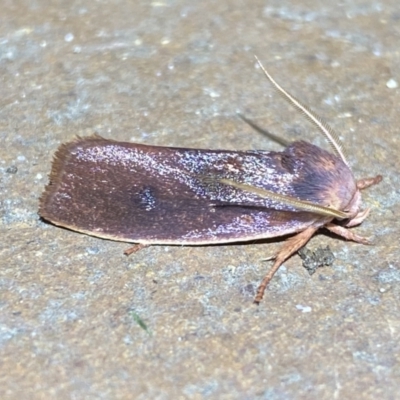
{"left": 357, "top": 175, "right": 382, "bottom": 190}
{"left": 255, "top": 225, "right": 319, "bottom": 304}
{"left": 124, "top": 243, "right": 149, "bottom": 256}
{"left": 344, "top": 207, "right": 371, "bottom": 227}
{"left": 325, "top": 224, "right": 371, "bottom": 245}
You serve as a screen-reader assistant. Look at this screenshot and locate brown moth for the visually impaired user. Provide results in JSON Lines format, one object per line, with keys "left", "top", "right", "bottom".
{"left": 39, "top": 57, "right": 382, "bottom": 303}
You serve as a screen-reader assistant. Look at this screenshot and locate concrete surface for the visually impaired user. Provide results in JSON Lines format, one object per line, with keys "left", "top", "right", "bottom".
{"left": 1, "top": 0, "right": 399, "bottom": 399}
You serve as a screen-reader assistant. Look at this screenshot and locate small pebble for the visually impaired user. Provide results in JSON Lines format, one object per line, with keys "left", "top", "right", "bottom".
{"left": 386, "top": 78, "right": 398, "bottom": 89}
{"left": 296, "top": 304, "right": 312, "bottom": 313}
{"left": 64, "top": 33, "right": 74, "bottom": 42}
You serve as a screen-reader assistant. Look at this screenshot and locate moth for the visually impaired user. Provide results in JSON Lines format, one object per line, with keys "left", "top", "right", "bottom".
{"left": 39, "top": 57, "right": 382, "bottom": 303}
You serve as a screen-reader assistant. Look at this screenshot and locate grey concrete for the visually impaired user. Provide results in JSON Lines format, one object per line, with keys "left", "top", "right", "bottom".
{"left": 1, "top": 0, "right": 399, "bottom": 399}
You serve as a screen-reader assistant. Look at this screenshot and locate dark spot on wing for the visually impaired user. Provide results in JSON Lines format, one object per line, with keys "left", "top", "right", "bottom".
{"left": 132, "top": 186, "right": 157, "bottom": 211}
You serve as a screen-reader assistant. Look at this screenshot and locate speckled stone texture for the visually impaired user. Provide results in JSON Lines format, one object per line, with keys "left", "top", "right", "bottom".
{"left": 1, "top": 1, "right": 399, "bottom": 399}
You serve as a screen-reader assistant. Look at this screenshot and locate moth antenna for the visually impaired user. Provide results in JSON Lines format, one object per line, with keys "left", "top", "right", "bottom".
{"left": 220, "top": 178, "right": 349, "bottom": 220}
{"left": 254, "top": 55, "right": 349, "bottom": 166}
{"left": 237, "top": 113, "right": 291, "bottom": 148}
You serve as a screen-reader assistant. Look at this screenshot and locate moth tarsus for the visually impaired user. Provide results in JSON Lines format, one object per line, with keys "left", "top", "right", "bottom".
{"left": 357, "top": 175, "right": 383, "bottom": 190}
{"left": 39, "top": 58, "right": 382, "bottom": 304}
{"left": 124, "top": 243, "right": 149, "bottom": 256}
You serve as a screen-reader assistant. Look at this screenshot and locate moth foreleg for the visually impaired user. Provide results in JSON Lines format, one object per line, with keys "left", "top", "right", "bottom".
{"left": 325, "top": 224, "right": 371, "bottom": 245}
{"left": 344, "top": 207, "right": 370, "bottom": 227}
{"left": 254, "top": 225, "right": 319, "bottom": 304}
{"left": 356, "top": 175, "right": 382, "bottom": 190}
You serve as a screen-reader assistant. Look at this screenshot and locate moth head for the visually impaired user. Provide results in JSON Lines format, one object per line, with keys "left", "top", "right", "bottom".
{"left": 317, "top": 162, "right": 360, "bottom": 221}
{"left": 342, "top": 187, "right": 362, "bottom": 219}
